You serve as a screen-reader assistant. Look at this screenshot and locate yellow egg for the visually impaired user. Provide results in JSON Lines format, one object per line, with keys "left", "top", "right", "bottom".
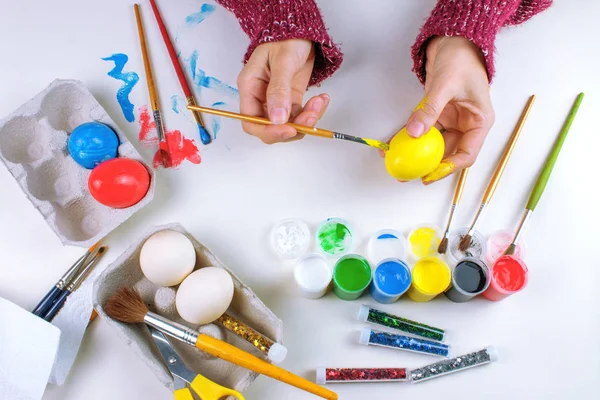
{"left": 384, "top": 126, "right": 445, "bottom": 180}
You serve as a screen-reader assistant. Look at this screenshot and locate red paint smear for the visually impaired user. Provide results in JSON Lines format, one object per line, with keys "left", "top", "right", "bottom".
{"left": 492, "top": 256, "right": 527, "bottom": 291}
{"left": 138, "top": 106, "right": 201, "bottom": 169}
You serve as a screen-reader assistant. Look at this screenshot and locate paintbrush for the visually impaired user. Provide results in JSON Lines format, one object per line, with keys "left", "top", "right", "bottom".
{"left": 105, "top": 288, "right": 338, "bottom": 400}
{"left": 459, "top": 95, "right": 536, "bottom": 252}
{"left": 505, "top": 93, "right": 584, "bottom": 256}
{"left": 134, "top": 3, "right": 171, "bottom": 168}
{"left": 32, "top": 242, "right": 100, "bottom": 318}
{"left": 43, "top": 246, "right": 107, "bottom": 322}
{"left": 148, "top": 0, "right": 211, "bottom": 145}
{"left": 438, "top": 168, "right": 469, "bottom": 254}
{"left": 186, "top": 104, "right": 390, "bottom": 151}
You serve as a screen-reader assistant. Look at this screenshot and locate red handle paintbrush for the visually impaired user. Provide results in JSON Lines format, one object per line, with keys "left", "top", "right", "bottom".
{"left": 149, "top": 0, "right": 211, "bottom": 145}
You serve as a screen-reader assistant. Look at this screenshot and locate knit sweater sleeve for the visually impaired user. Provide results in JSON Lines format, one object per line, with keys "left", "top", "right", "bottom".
{"left": 411, "top": 0, "right": 553, "bottom": 84}
{"left": 215, "top": 0, "right": 343, "bottom": 86}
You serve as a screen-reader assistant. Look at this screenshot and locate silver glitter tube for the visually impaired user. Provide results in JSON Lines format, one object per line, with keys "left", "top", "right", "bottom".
{"left": 409, "top": 346, "right": 498, "bottom": 383}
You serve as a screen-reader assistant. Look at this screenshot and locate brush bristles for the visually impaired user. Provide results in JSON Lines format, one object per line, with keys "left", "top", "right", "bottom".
{"left": 437, "top": 237, "right": 448, "bottom": 254}
{"left": 504, "top": 244, "right": 516, "bottom": 256}
{"left": 104, "top": 288, "right": 148, "bottom": 324}
{"left": 458, "top": 234, "right": 472, "bottom": 252}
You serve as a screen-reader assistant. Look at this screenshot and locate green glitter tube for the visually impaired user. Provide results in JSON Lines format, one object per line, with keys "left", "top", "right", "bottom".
{"left": 357, "top": 305, "right": 446, "bottom": 342}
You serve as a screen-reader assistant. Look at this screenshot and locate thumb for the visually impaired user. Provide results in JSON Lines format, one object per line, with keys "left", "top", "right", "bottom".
{"left": 266, "top": 57, "right": 296, "bottom": 125}
{"left": 406, "top": 86, "right": 452, "bottom": 138}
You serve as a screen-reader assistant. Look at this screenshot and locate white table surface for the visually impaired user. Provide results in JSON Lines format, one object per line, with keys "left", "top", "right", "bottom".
{"left": 1, "top": 0, "right": 599, "bottom": 399}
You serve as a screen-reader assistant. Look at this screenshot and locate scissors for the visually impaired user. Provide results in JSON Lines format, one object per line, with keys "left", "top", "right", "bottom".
{"left": 150, "top": 326, "right": 245, "bottom": 400}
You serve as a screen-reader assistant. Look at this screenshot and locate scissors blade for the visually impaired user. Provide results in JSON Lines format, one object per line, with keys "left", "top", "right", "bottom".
{"left": 149, "top": 326, "right": 197, "bottom": 389}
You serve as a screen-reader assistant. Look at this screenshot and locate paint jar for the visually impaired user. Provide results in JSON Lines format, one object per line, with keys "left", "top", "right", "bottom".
{"left": 367, "top": 229, "right": 407, "bottom": 265}
{"left": 446, "top": 227, "right": 487, "bottom": 266}
{"left": 444, "top": 257, "right": 491, "bottom": 303}
{"left": 332, "top": 254, "right": 372, "bottom": 301}
{"left": 486, "top": 229, "right": 527, "bottom": 265}
{"left": 482, "top": 255, "right": 528, "bottom": 301}
{"left": 407, "top": 224, "right": 442, "bottom": 261}
{"left": 270, "top": 218, "right": 311, "bottom": 259}
{"left": 316, "top": 367, "right": 408, "bottom": 384}
{"left": 359, "top": 327, "right": 449, "bottom": 357}
{"left": 357, "top": 304, "right": 446, "bottom": 342}
{"left": 294, "top": 254, "right": 332, "bottom": 299}
{"left": 409, "top": 346, "right": 498, "bottom": 383}
{"left": 369, "top": 258, "right": 411, "bottom": 304}
{"left": 407, "top": 257, "right": 451, "bottom": 302}
{"left": 316, "top": 217, "right": 353, "bottom": 257}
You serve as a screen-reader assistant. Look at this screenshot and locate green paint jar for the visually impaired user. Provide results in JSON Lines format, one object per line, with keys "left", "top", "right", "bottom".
{"left": 316, "top": 218, "right": 353, "bottom": 257}
{"left": 333, "top": 254, "right": 372, "bottom": 300}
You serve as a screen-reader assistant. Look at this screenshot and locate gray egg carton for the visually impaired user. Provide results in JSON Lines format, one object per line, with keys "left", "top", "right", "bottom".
{"left": 0, "top": 79, "right": 154, "bottom": 247}
{"left": 93, "top": 223, "right": 284, "bottom": 394}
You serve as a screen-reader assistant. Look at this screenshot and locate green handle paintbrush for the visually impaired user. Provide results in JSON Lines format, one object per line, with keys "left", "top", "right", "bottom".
{"left": 505, "top": 93, "right": 584, "bottom": 256}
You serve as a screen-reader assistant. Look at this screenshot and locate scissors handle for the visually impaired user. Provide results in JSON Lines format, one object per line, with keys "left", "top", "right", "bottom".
{"left": 174, "top": 388, "right": 195, "bottom": 400}
{"left": 190, "top": 374, "right": 245, "bottom": 400}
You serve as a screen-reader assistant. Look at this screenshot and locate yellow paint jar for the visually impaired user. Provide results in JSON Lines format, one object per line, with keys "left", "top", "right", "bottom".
{"left": 407, "top": 256, "right": 451, "bottom": 302}
{"left": 407, "top": 224, "right": 442, "bottom": 262}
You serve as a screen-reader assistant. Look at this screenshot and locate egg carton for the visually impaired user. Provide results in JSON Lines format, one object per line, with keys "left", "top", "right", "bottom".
{"left": 93, "top": 223, "right": 284, "bottom": 394}
{"left": 0, "top": 79, "right": 154, "bottom": 247}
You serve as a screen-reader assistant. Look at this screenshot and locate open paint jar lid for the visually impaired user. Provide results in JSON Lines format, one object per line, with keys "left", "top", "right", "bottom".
{"left": 367, "top": 229, "right": 407, "bottom": 265}
{"left": 486, "top": 229, "right": 527, "bottom": 265}
{"left": 316, "top": 217, "right": 354, "bottom": 257}
{"left": 407, "top": 224, "right": 442, "bottom": 261}
{"left": 446, "top": 227, "right": 487, "bottom": 266}
{"left": 270, "top": 219, "right": 311, "bottom": 259}
{"left": 294, "top": 254, "right": 332, "bottom": 299}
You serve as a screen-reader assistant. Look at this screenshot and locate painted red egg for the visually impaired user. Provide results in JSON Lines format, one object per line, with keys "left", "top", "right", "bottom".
{"left": 88, "top": 158, "right": 150, "bottom": 208}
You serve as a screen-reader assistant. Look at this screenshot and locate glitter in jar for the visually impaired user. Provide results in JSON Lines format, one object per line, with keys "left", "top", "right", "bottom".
{"left": 217, "top": 313, "right": 287, "bottom": 363}
{"left": 409, "top": 346, "right": 497, "bottom": 383}
{"left": 448, "top": 228, "right": 485, "bottom": 265}
{"left": 270, "top": 219, "right": 311, "bottom": 259}
{"left": 359, "top": 327, "right": 449, "bottom": 357}
{"left": 357, "top": 305, "right": 445, "bottom": 342}
{"left": 316, "top": 367, "right": 407, "bottom": 384}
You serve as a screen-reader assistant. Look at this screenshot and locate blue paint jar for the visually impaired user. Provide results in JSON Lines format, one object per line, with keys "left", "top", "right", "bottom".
{"left": 68, "top": 122, "right": 119, "bottom": 169}
{"left": 369, "top": 258, "right": 412, "bottom": 304}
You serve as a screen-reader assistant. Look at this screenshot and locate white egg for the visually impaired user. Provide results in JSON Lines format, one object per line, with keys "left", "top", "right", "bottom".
{"left": 140, "top": 230, "right": 196, "bottom": 287}
{"left": 176, "top": 267, "right": 234, "bottom": 325}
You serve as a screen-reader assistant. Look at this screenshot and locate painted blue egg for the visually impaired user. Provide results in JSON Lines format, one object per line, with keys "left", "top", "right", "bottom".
{"left": 68, "top": 122, "right": 119, "bottom": 169}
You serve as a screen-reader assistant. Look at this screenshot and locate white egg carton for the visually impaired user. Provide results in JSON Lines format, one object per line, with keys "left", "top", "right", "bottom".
{"left": 93, "top": 223, "right": 284, "bottom": 394}
{"left": 0, "top": 79, "right": 154, "bottom": 247}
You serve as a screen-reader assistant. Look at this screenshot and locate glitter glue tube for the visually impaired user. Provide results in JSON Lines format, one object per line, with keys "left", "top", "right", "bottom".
{"left": 316, "top": 367, "right": 408, "bottom": 384}
{"left": 357, "top": 305, "right": 446, "bottom": 342}
{"left": 444, "top": 257, "right": 491, "bottom": 303}
{"left": 409, "top": 346, "right": 498, "bottom": 383}
{"left": 359, "top": 327, "right": 449, "bottom": 357}
{"left": 216, "top": 313, "right": 288, "bottom": 363}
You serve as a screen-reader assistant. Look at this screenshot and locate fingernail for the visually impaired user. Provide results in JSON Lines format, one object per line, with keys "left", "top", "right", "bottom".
{"left": 407, "top": 119, "right": 425, "bottom": 137}
{"left": 321, "top": 93, "right": 330, "bottom": 102}
{"left": 270, "top": 108, "right": 288, "bottom": 124}
{"left": 422, "top": 160, "right": 456, "bottom": 184}
{"left": 308, "top": 97, "right": 324, "bottom": 112}
{"left": 281, "top": 131, "right": 296, "bottom": 140}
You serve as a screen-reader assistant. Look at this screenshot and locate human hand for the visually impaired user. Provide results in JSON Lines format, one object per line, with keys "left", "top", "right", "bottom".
{"left": 404, "top": 36, "right": 495, "bottom": 184}
{"left": 237, "top": 39, "right": 330, "bottom": 144}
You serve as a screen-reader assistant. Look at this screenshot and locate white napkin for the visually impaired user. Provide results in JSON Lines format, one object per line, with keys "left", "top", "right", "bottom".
{"left": 0, "top": 297, "right": 61, "bottom": 400}
{"left": 48, "top": 280, "right": 93, "bottom": 385}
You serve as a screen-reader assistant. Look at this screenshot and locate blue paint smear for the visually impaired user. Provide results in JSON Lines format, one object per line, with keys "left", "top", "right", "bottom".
{"left": 378, "top": 233, "right": 398, "bottom": 240}
{"left": 211, "top": 101, "right": 226, "bottom": 138}
{"left": 171, "top": 95, "right": 181, "bottom": 114}
{"left": 185, "top": 3, "right": 216, "bottom": 25}
{"left": 188, "top": 51, "right": 239, "bottom": 98}
{"left": 170, "top": 94, "right": 195, "bottom": 124}
{"left": 102, "top": 54, "right": 139, "bottom": 122}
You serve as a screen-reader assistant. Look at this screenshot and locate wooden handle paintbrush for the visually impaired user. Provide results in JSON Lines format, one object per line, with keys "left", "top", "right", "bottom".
{"left": 105, "top": 288, "right": 338, "bottom": 400}
{"left": 438, "top": 168, "right": 469, "bottom": 254}
{"left": 505, "top": 93, "right": 584, "bottom": 256}
{"left": 186, "top": 104, "right": 389, "bottom": 151}
{"left": 148, "top": 0, "right": 211, "bottom": 145}
{"left": 459, "top": 95, "right": 536, "bottom": 251}
{"left": 134, "top": 3, "right": 171, "bottom": 168}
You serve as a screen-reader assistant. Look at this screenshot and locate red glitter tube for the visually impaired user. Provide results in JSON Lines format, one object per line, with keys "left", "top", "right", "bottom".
{"left": 316, "top": 367, "right": 408, "bottom": 384}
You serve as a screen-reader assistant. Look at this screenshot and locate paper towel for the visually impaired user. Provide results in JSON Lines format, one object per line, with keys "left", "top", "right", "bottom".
{"left": 0, "top": 297, "right": 61, "bottom": 400}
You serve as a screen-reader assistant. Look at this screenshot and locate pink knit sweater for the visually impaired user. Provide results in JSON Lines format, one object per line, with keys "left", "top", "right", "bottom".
{"left": 216, "top": 0, "right": 552, "bottom": 85}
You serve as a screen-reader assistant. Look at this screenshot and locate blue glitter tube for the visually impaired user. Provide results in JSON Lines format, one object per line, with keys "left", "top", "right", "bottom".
{"left": 359, "top": 327, "right": 449, "bottom": 357}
